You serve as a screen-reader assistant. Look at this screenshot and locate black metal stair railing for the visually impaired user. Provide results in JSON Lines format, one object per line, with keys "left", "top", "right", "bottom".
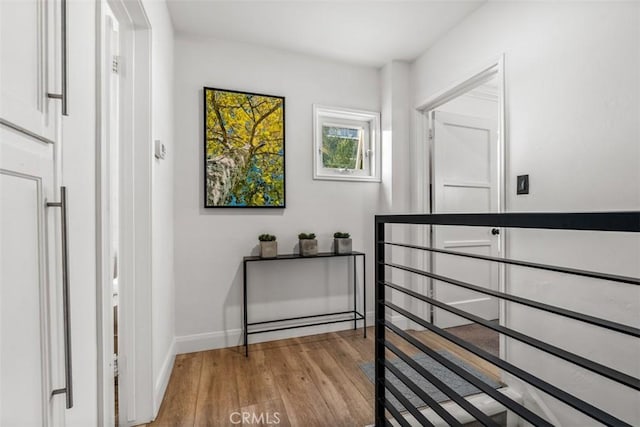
{"left": 374, "top": 212, "right": 640, "bottom": 427}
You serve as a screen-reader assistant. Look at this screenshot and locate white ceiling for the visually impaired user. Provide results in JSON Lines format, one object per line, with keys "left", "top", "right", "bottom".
{"left": 166, "top": 0, "right": 486, "bottom": 67}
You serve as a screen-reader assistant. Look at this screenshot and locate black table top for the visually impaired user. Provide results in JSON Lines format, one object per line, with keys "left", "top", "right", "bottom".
{"left": 244, "top": 251, "right": 365, "bottom": 262}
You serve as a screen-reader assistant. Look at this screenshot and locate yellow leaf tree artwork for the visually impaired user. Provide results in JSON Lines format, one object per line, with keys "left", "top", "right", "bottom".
{"left": 204, "top": 87, "right": 285, "bottom": 207}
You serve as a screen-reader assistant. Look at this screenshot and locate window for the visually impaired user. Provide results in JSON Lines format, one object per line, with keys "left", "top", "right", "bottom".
{"left": 313, "top": 105, "right": 381, "bottom": 182}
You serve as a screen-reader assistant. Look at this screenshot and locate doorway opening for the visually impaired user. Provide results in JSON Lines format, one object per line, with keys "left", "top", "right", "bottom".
{"left": 417, "top": 57, "right": 506, "bottom": 358}
{"left": 98, "top": 0, "right": 153, "bottom": 425}
{"left": 103, "top": 3, "right": 121, "bottom": 424}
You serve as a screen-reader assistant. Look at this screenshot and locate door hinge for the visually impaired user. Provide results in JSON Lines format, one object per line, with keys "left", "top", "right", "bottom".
{"left": 428, "top": 128, "right": 433, "bottom": 140}
{"left": 113, "top": 354, "right": 119, "bottom": 377}
{"left": 112, "top": 55, "right": 121, "bottom": 74}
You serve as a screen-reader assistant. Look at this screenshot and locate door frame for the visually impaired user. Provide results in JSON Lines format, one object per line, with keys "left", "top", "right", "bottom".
{"left": 96, "top": 1, "right": 153, "bottom": 425}
{"left": 413, "top": 55, "right": 507, "bottom": 349}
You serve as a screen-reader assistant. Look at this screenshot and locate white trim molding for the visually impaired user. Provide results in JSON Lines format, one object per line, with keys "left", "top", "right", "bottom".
{"left": 175, "top": 311, "right": 376, "bottom": 355}
{"left": 153, "top": 339, "right": 176, "bottom": 417}
{"left": 96, "top": 1, "right": 153, "bottom": 426}
{"left": 175, "top": 329, "right": 243, "bottom": 355}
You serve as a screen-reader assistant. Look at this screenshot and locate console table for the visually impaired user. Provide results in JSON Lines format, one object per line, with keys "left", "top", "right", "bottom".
{"left": 242, "top": 251, "right": 366, "bottom": 356}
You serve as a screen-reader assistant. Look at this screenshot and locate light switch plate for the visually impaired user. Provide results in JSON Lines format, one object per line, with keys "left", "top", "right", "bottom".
{"left": 517, "top": 174, "right": 529, "bottom": 195}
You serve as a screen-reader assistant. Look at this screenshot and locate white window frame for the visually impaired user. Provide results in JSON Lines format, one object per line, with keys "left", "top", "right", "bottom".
{"left": 313, "top": 104, "right": 381, "bottom": 182}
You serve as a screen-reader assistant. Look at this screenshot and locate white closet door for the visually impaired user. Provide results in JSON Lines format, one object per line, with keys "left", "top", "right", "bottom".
{"left": 0, "top": 0, "right": 57, "bottom": 141}
{"left": 0, "top": 126, "right": 56, "bottom": 426}
{"left": 0, "top": 0, "right": 65, "bottom": 423}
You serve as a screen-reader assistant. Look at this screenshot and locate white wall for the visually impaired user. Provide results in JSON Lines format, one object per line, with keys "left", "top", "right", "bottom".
{"left": 411, "top": 1, "right": 639, "bottom": 424}
{"left": 142, "top": 0, "right": 176, "bottom": 415}
{"left": 173, "top": 36, "right": 381, "bottom": 352}
{"left": 380, "top": 61, "right": 417, "bottom": 328}
{"left": 380, "top": 61, "right": 412, "bottom": 213}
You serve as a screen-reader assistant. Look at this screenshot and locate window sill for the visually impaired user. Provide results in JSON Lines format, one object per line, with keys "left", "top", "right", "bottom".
{"left": 313, "top": 173, "right": 381, "bottom": 183}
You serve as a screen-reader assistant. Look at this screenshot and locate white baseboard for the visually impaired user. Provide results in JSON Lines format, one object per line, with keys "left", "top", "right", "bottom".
{"left": 175, "top": 311, "right": 375, "bottom": 355}
{"left": 389, "top": 314, "right": 408, "bottom": 330}
{"left": 175, "top": 328, "right": 243, "bottom": 354}
{"left": 153, "top": 338, "right": 176, "bottom": 417}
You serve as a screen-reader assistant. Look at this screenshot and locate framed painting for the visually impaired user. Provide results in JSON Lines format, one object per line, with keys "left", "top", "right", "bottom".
{"left": 203, "top": 87, "right": 285, "bottom": 207}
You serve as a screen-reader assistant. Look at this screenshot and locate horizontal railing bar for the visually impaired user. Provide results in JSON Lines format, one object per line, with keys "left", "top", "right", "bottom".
{"left": 247, "top": 310, "right": 362, "bottom": 326}
{"left": 385, "top": 322, "right": 553, "bottom": 427}
{"left": 385, "top": 401, "right": 412, "bottom": 427}
{"left": 383, "top": 279, "right": 640, "bottom": 391}
{"left": 246, "top": 316, "right": 362, "bottom": 335}
{"left": 384, "top": 261, "right": 640, "bottom": 338}
{"left": 384, "top": 241, "right": 640, "bottom": 286}
{"left": 384, "top": 360, "right": 463, "bottom": 427}
{"left": 384, "top": 340, "right": 499, "bottom": 427}
{"left": 384, "top": 301, "right": 632, "bottom": 427}
{"left": 382, "top": 376, "right": 436, "bottom": 426}
{"left": 375, "top": 212, "right": 640, "bottom": 232}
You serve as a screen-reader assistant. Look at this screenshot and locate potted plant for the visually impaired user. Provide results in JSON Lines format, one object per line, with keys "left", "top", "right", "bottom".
{"left": 298, "top": 232, "right": 318, "bottom": 256}
{"left": 333, "top": 232, "right": 352, "bottom": 254}
{"left": 258, "top": 234, "right": 277, "bottom": 258}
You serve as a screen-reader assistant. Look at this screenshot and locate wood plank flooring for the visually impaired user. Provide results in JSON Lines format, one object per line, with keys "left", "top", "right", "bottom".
{"left": 144, "top": 326, "right": 499, "bottom": 427}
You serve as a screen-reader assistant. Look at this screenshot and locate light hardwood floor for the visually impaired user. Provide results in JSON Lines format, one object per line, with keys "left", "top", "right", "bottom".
{"left": 143, "top": 326, "right": 499, "bottom": 427}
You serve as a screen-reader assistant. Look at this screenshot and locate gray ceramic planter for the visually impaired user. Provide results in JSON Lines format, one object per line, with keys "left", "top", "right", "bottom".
{"left": 334, "top": 238, "right": 352, "bottom": 254}
{"left": 299, "top": 239, "right": 318, "bottom": 256}
{"left": 260, "top": 241, "right": 277, "bottom": 258}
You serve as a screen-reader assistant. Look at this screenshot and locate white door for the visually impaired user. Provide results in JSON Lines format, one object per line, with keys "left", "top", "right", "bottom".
{"left": 0, "top": 131, "right": 58, "bottom": 426}
{"left": 432, "top": 110, "right": 501, "bottom": 328}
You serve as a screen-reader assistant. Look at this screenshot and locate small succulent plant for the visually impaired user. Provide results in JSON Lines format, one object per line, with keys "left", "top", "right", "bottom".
{"left": 258, "top": 234, "right": 276, "bottom": 242}
{"left": 334, "top": 232, "right": 350, "bottom": 239}
{"left": 298, "top": 233, "right": 316, "bottom": 240}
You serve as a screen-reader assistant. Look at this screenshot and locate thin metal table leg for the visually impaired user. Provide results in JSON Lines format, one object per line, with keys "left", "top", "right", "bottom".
{"left": 353, "top": 255, "right": 357, "bottom": 330}
{"left": 363, "top": 253, "right": 367, "bottom": 338}
{"left": 244, "top": 260, "right": 248, "bottom": 357}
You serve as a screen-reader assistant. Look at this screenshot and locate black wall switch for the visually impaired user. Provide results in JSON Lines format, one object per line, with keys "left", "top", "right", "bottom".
{"left": 517, "top": 174, "right": 529, "bottom": 195}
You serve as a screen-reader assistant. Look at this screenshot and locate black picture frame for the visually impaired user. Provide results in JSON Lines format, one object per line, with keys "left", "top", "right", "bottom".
{"left": 203, "top": 87, "right": 286, "bottom": 208}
